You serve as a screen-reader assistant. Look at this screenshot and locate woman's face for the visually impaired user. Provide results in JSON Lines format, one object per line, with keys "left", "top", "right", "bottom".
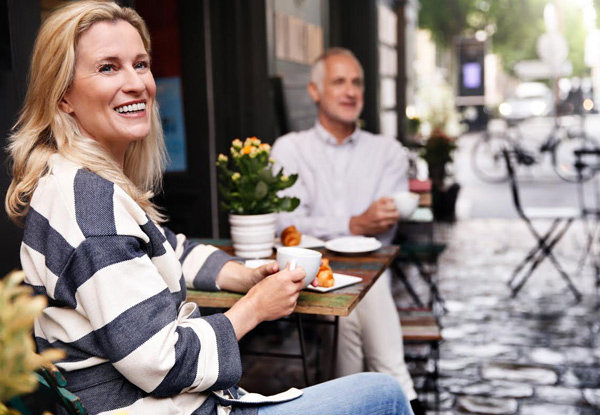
{"left": 61, "top": 20, "right": 156, "bottom": 164}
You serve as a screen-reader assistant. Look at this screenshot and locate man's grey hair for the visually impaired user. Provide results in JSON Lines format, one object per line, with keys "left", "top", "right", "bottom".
{"left": 310, "top": 47, "right": 364, "bottom": 93}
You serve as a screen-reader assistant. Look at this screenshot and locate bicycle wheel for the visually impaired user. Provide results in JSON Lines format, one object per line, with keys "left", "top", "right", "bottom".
{"left": 553, "top": 135, "right": 598, "bottom": 182}
{"left": 471, "top": 131, "right": 510, "bottom": 183}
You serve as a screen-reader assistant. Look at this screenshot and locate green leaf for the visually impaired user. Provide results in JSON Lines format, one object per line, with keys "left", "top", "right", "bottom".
{"left": 257, "top": 167, "right": 275, "bottom": 184}
{"left": 254, "top": 181, "right": 268, "bottom": 200}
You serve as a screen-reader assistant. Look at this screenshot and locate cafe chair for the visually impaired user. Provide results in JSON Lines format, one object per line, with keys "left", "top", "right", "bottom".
{"left": 573, "top": 148, "right": 600, "bottom": 308}
{"left": 8, "top": 362, "right": 88, "bottom": 415}
{"left": 397, "top": 307, "right": 443, "bottom": 412}
{"left": 502, "top": 149, "right": 582, "bottom": 301}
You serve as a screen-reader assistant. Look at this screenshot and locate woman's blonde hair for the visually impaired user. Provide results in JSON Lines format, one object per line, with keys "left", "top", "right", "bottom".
{"left": 5, "top": 0, "right": 167, "bottom": 226}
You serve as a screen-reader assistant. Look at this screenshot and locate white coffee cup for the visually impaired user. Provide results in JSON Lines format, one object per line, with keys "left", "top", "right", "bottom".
{"left": 391, "top": 191, "right": 420, "bottom": 218}
{"left": 276, "top": 247, "right": 322, "bottom": 287}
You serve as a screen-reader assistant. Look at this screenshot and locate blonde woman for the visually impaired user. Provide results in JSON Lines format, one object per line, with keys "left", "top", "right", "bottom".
{"left": 5, "top": 1, "right": 411, "bottom": 415}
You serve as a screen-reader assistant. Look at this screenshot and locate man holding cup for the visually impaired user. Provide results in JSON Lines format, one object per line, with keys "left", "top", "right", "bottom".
{"left": 271, "top": 48, "right": 424, "bottom": 414}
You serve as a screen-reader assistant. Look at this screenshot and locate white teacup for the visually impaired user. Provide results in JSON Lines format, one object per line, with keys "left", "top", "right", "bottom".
{"left": 276, "top": 247, "right": 322, "bottom": 288}
{"left": 391, "top": 191, "right": 420, "bottom": 218}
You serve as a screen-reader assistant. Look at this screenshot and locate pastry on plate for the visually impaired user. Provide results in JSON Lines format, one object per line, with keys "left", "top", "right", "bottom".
{"left": 280, "top": 225, "right": 301, "bottom": 246}
{"left": 313, "top": 258, "right": 335, "bottom": 288}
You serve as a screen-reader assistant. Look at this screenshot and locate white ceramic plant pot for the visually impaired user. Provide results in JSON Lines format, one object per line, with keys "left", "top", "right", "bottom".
{"left": 229, "top": 213, "right": 276, "bottom": 259}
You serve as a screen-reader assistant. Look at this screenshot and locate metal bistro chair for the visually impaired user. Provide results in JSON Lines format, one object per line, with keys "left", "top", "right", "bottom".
{"left": 502, "top": 149, "right": 582, "bottom": 301}
{"left": 573, "top": 148, "right": 600, "bottom": 307}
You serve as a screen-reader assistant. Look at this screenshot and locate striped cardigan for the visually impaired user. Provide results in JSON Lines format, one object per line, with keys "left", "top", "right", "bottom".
{"left": 21, "top": 155, "right": 257, "bottom": 415}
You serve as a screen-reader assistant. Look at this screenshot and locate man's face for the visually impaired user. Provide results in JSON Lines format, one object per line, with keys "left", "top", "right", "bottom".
{"left": 312, "top": 54, "right": 364, "bottom": 127}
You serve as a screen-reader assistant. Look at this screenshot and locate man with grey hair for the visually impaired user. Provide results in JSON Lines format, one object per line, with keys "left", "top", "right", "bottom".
{"left": 271, "top": 47, "right": 424, "bottom": 415}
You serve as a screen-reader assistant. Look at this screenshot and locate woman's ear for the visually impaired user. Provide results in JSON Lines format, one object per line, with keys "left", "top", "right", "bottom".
{"left": 59, "top": 97, "right": 73, "bottom": 114}
{"left": 307, "top": 81, "right": 320, "bottom": 104}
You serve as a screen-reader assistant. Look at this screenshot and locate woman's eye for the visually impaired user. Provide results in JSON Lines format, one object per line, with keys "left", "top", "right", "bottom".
{"left": 98, "top": 64, "right": 115, "bottom": 73}
{"left": 135, "top": 61, "right": 150, "bottom": 70}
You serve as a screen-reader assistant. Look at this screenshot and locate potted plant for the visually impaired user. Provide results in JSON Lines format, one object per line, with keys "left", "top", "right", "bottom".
{"left": 216, "top": 137, "right": 299, "bottom": 258}
{"left": 420, "top": 127, "right": 457, "bottom": 188}
{"left": 420, "top": 127, "right": 460, "bottom": 221}
{"left": 1, "top": 270, "right": 64, "bottom": 414}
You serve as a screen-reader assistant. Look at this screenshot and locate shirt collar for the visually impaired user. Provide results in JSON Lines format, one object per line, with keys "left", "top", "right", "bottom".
{"left": 314, "top": 121, "right": 361, "bottom": 146}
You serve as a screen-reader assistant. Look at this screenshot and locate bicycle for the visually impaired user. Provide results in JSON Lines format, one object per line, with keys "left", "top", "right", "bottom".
{"left": 471, "top": 117, "right": 599, "bottom": 183}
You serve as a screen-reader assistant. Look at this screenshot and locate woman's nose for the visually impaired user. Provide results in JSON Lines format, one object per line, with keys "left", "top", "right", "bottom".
{"left": 122, "top": 69, "right": 145, "bottom": 92}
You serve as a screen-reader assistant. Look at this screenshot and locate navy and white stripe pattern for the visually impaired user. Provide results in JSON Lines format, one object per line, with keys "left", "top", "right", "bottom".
{"left": 22, "top": 155, "right": 256, "bottom": 415}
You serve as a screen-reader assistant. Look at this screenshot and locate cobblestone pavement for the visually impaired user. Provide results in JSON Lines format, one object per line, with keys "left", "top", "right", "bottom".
{"left": 404, "top": 219, "right": 600, "bottom": 415}
{"left": 238, "top": 218, "right": 600, "bottom": 414}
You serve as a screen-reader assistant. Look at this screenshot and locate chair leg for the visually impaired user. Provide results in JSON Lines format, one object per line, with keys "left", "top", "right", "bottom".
{"left": 575, "top": 218, "right": 599, "bottom": 276}
{"left": 508, "top": 220, "right": 561, "bottom": 287}
{"left": 510, "top": 218, "right": 581, "bottom": 301}
{"left": 408, "top": 254, "right": 447, "bottom": 313}
{"left": 391, "top": 260, "right": 425, "bottom": 308}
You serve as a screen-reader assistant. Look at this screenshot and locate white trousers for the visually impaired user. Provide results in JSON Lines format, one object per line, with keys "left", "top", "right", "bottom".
{"left": 335, "top": 269, "right": 417, "bottom": 401}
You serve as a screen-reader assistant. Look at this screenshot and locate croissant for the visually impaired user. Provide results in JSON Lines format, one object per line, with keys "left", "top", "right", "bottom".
{"left": 316, "top": 258, "right": 335, "bottom": 288}
{"left": 281, "top": 225, "right": 302, "bottom": 246}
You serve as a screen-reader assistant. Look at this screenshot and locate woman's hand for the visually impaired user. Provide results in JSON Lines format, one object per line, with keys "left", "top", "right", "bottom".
{"left": 216, "top": 260, "right": 279, "bottom": 293}
{"left": 224, "top": 265, "right": 305, "bottom": 340}
{"left": 248, "top": 261, "right": 279, "bottom": 286}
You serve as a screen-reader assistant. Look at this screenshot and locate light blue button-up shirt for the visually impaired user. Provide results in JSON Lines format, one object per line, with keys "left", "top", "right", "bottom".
{"left": 271, "top": 122, "right": 409, "bottom": 244}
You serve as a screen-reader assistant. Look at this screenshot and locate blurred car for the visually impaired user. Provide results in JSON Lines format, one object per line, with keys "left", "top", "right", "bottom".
{"left": 498, "top": 82, "right": 553, "bottom": 120}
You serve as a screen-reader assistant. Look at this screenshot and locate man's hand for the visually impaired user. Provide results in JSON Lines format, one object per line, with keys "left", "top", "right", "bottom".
{"left": 349, "top": 197, "right": 400, "bottom": 236}
{"left": 225, "top": 265, "right": 306, "bottom": 339}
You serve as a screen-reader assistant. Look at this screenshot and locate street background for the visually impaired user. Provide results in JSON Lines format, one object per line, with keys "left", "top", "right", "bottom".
{"left": 454, "top": 114, "right": 600, "bottom": 219}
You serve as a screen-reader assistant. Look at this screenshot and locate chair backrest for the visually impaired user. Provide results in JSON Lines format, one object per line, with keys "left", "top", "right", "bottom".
{"left": 37, "top": 364, "right": 88, "bottom": 415}
{"left": 502, "top": 149, "right": 526, "bottom": 218}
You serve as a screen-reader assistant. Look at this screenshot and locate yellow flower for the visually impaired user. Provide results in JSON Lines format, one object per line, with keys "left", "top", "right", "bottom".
{"left": 244, "top": 137, "right": 261, "bottom": 148}
{"left": 269, "top": 157, "right": 275, "bottom": 164}
{"left": 232, "top": 172, "right": 241, "bottom": 181}
{"left": 259, "top": 143, "right": 271, "bottom": 152}
{"left": 242, "top": 145, "right": 253, "bottom": 155}
{"left": 281, "top": 175, "right": 289, "bottom": 182}
{"left": 232, "top": 138, "right": 243, "bottom": 149}
{"left": 217, "top": 154, "right": 228, "bottom": 163}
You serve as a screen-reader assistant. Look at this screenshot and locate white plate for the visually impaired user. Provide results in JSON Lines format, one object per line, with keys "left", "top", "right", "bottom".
{"left": 324, "top": 236, "right": 382, "bottom": 254}
{"left": 306, "top": 273, "right": 363, "bottom": 293}
{"left": 273, "top": 234, "right": 325, "bottom": 249}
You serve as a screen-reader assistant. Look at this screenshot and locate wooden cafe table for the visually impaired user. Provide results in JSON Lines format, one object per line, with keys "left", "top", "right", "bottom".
{"left": 186, "top": 239, "right": 400, "bottom": 386}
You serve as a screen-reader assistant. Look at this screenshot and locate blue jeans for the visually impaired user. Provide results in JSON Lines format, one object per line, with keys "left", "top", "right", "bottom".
{"left": 256, "top": 373, "right": 413, "bottom": 415}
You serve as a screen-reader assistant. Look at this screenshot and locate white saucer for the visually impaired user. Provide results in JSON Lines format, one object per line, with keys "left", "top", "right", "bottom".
{"left": 324, "top": 236, "right": 382, "bottom": 254}
{"left": 273, "top": 235, "right": 325, "bottom": 249}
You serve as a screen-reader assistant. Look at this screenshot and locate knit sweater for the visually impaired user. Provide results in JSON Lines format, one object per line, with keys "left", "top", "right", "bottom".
{"left": 21, "top": 154, "right": 257, "bottom": 415}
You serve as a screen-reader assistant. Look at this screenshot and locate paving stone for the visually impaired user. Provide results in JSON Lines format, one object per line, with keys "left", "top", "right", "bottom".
{"left": 439, "top": 357, "right": 479, "bottom": 372}
{"left": 439, "top": 376, "right": 474, "bottom": 390}
{"left": 481, "top": 363, "right": 558, "bottom": 385}
{"left": 535, "top": 385, "right": 585, "bottom": 405}
{"left": 447, "top": 381, "right": 493, "bottom": 396}
{"left": 564, "top": 347, "right": 597, "bottom": 365}
{"left": 519, "top": 403, "right": 584, "bottom": 415}
{"left": 527, "top": 348, "right": 566, "bottom": 365}
{"left": 583, "top": 388, "right": 600, "bottom": 407}
{"left": 563, "top": 367, "right": 600, "bottom": 388}
{"left": 456, "top": 395, "right": 518, "bottom": 414}
{"left": 441, "top": 324, "right": 482, "bottom": 340}
{"left": 487, "top": 380, "right": 534, "bottom": 399}
{"left": 447, "top": 344, "right": 519, "bottom": 359}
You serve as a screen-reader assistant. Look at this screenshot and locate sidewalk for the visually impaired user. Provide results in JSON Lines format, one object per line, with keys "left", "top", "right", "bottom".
{"left": 397, "top": 218, "right": 600, "bottom": 414}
